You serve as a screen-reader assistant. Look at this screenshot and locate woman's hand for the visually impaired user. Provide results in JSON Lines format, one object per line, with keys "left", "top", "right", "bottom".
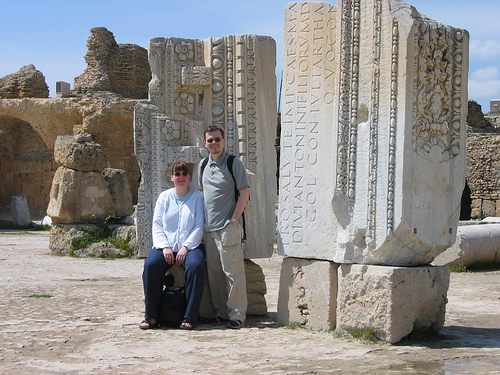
{"left": 163, "top": 247, "right": 175, "bottom": 265}
{"left": 175, "top": 246, "right": 189, "bottom": 266}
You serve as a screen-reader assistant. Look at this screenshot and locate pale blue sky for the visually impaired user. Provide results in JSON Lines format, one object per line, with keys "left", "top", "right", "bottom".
{"left": 1, "top": 0, "right": 499, "bottom": 112}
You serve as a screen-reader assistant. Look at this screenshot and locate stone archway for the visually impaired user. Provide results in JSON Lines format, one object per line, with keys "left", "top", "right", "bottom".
{"left": 460, "top": 181, "right": 472, "bottom": 220}
{"left": 0, "top": 115, "right": 55, "bottom": 216}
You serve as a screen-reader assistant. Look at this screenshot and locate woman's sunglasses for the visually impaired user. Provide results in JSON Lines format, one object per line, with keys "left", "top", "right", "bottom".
{"left": 174, "top": 172, "right": 189, "bottom": 177}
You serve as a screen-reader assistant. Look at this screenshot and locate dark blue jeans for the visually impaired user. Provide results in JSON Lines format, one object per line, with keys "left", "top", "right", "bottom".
{"left": 142, "top": 245, "right": 205, "bottom": 324}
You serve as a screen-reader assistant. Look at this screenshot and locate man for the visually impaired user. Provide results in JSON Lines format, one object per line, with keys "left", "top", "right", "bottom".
{"left": 199, "top": 125, "right": 250, "bottom": 329}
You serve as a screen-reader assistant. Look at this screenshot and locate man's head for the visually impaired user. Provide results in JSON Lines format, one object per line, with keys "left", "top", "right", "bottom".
{"left": 204, "top": 125, "right": 226, "bottom": 158}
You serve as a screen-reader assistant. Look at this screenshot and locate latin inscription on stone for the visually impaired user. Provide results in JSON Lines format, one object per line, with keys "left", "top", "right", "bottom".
{"left": 278, "top": 0, "right": 469, "bottom": 266}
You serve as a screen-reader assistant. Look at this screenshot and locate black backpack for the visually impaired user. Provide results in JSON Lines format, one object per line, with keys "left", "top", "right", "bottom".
{"left": 157, "top": 286, "right": 186, "bottom": 327}
{"left": 200, "top": 154, "right": 247, "bottom": 240}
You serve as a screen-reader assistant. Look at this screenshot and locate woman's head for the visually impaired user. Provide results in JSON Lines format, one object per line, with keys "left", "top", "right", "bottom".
{"left": 171, "top": 161, "right": 192, "bottom": 177}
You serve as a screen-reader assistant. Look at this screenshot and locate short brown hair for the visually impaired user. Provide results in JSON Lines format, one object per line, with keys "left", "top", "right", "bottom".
{"left": 204, "top": 125, "right": 225, "bottom": 139}
{"left": 171, "top": 161, "right": 191, "bottom": 176}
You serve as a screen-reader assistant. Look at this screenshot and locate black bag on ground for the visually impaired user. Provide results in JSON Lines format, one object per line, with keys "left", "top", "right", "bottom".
{"left": 157, "top": 286, "right": 186, "bottom": 327}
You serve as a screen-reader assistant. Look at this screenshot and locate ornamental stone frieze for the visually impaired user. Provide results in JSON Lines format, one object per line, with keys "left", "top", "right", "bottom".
{"left": 134, "top": 35, "right": 277, "bottom": 258}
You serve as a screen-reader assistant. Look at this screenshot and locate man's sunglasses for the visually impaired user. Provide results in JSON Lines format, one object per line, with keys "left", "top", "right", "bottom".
{"left": 205, "top": 137, "right": 222, "bottom": 143}
{"left": 174, "top": 172, "right": 189, "bottom": 177}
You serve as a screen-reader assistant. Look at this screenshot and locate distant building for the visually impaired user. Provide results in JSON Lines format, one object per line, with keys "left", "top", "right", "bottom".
{"left": 56, "top": 81, "right": 71, "bottom": 97}
{"left": 490, "top": 99, "right": 500, "bottom": 114}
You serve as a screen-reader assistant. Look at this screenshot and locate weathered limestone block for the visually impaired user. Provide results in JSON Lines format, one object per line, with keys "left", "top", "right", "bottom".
{"left": 0, "top": 94, "right": 141, "bottom": 209}
{"left": 245, "top": 259, "right": 268, "bottom": 315}
{"left": 111, "top": 224, "right": 138, "bottom": 254}
{"left": 0, "top": 64, "right": 49, "bottom": 98}
{"left": 277, "top": 257, "right": 338, "bottom": 330}
{"left": 49, "top": 223, "right": 135, "bottom": 256}
{"left": 49, "top": 223, "right": 96, "bottom": 254}
{"left": 277, "top": 0, "right": 469, "bottom": 266}
{"left": 134, "top": 34, "right": 277, "bottom": 258}
{"left": 54, "top": 135, "right": 108, "bottom": 172}
{"left": 47, "top": 167, "right": 115, "bottom": 223}
{"left": 433, "top": 224, "right": 500, "bottom": 267}
{"left": 11, "top": 194, "right": 31, "bottom": 226}
{"left": 337, "top": 264, "right": 450, "bottom": 343}
{"left": 103, "top": 168, "right": 134, "bottom": 217}
{"left": 164, "top": 259, "right": 267, "bottom": 317}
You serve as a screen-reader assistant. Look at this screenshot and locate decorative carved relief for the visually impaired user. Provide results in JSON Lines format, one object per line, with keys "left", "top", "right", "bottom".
{"left": 387, "top": 19, "right": 399, "bottom": 236}
{"left": 134, "top": 34, "right": 276, "bottom": 257}
{"left": 336, "top": 0, "right": 353, "bottom": 197}
{"left": 367, "top": 0, "right": 382, "bottom": 246}
{"left": 412, "top": 22, "right": 464, "bottom": 162}
{"left": 175, "top": 40, "right": 195, "bottom": 61}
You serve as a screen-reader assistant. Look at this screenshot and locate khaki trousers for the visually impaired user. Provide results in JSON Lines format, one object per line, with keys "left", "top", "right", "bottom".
{"left": 205, "top": 222, "right": 247, "bottom": 322}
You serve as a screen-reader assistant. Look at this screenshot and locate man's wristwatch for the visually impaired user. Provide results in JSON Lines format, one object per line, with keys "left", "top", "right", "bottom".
{"left": 231, "top": 218, "right": 238, "bottom": 225}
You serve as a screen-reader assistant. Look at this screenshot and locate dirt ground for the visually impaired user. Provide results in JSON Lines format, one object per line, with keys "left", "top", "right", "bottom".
{"left": 0, "top": 230, "right": 499, "bottom": 374}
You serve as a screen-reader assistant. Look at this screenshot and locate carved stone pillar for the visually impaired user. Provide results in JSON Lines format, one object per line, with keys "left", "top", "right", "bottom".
{"left": 134, "top": 35, "right": 277, "bottom": 258}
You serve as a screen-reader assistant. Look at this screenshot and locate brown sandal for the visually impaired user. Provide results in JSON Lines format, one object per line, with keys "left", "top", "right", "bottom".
{"left": 180, "top": 318, "right": 195, "bottom": 330}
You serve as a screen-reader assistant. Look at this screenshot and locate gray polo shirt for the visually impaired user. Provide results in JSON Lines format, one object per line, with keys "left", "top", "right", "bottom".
{"left": 199, "top": 150, "right": 250, "bottom": 232}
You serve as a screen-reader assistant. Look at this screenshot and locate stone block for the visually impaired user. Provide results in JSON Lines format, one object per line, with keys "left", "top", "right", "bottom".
{"left": 102, "top": 168, "right": 134, "bottom": 218}
{"left": 471, "top": 198, "right": 482, "bottom": 219}
{"left": 47, "top": 166, "right": 115, "bottom": 224}
{"left": 111, "top": 224, "right": 138, "bottom": 255}
{"left": 277, "top": 1, "right": 469, "bottom": 266}
{"left": 11, "top": 194, "right": 31, "bottom": 226}
{"left": 165, "top": 258, "right": 267, "bottom": 318}
{"left": 277, "top": 257, "right": 338, "bottom": 330}
{"left": 49, "top": 223, "right": 97, "bottom": 254}
{"left": 482, "top": 199, "right": 496, "bottom": 218}
{"left": 54, "top": 135, "right": 107, "bottom": 172}
{"left": 245, "top": 259, "right": 268, "bottom": 315}
{"left": 433, "top": 224, "right": 500, "bottom": 267}
{"left": 336, "top": 264, "right": 450, "bottom": 343}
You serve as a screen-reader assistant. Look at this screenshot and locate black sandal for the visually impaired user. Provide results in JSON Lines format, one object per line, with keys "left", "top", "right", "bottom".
{"left": 139, "top": 319, "right": 159, "bottom": 330}
{"left": 180, "top": 318, "right": 195, "bottom": 330}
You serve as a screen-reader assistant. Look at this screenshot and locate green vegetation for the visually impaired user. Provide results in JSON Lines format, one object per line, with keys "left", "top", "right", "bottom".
{"left": 26, "top": 294, "right": 52, "bottom": 298}
{"left": 333, "top": 329, "right": 380, "bottom": 343}
{"left": 449, "top": 256, "right": 500, "bottom": 272}
{"left": 70, "top": 225, "right": 133, "bottom": 258}
{"left": 284, "top": 322, "right": 305, "bottom": 330}
{"left": 4, "top": 222, "right": 51, "bottom": 231}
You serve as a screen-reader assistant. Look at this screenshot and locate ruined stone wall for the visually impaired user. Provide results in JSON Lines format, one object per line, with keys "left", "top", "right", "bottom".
{"left": 72, "top": 27, "right": 150, "bottom": 99}
{"left": 466, "top": 134, "right": 500, "bottom": 218}
{"left": 0, "top": 65, "right": 49, "bottom": 99}
{"left": 0, "top": 27, "right": 150, "bottom": 217}
{"left": 0, "top": 95, "right": 141, "bottom": 212}
{"left": 466, "top": 100, "right": 500, "bottom": 218}
{"left": 0, "top": 115, "right": 55, "bottom": 208}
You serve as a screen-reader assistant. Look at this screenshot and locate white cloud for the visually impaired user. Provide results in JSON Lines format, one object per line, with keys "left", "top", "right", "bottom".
{"left": 468, "top": 66, "right": 500, "bottom": 109}
{"left": 471, "top": 66, "right": 499, "bottom": 81}
{"left": 469, "top": 39, "right": 500, "bottom": 60}
{"left": 469, "top": 79, "right": 500, "bottom": 103}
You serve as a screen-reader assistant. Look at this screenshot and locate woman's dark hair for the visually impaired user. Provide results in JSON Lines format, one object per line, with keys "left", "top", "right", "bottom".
{"left": 171, "top": 161, "right": 191, "bottom": 176}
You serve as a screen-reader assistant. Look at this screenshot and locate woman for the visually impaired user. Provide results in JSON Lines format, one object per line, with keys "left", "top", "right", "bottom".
{"left": 140, "top": 161, "right": 205, "bottom": 330}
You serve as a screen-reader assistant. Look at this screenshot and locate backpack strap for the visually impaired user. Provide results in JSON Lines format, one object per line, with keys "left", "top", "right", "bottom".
{"left": 227, "top": 154, "right": 248, "bottom": 240}
{"left": 199, "top": 156, "right": 209, "bottom": 191}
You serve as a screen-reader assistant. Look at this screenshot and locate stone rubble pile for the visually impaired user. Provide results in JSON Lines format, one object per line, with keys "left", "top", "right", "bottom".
{"left": 0, "top": 64, "right": 49, "bottom": 99}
